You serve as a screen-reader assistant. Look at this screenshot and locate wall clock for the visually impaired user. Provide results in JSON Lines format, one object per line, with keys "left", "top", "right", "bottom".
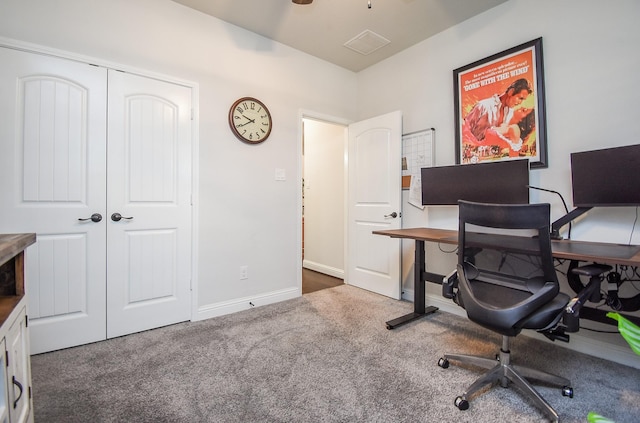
{"left": 228, "top": 97, "right": 272, "bottom": 144}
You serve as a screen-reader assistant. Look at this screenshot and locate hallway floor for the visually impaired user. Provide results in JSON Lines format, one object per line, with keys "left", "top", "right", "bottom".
{"left": 302, "top": 268, "right": 343, "bottom": 294}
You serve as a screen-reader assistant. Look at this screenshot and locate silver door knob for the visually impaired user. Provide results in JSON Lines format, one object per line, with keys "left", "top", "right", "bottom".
{"left": 78, "top": 213, "right": 102, "bottom": 223}
{"left": 111, "top": 213, "right": 133, "bottom": 222}
{"left": 384, "top": 212, "right": 399, "bottom": 218}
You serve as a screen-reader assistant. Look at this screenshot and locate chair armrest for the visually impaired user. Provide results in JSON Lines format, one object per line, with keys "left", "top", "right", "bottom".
{"left": 564, "top": 263, "right": 612, "bottom": 332}
{"left": 564, "top": 271, "right": 606, "bottom": 331}
{"left": 565, "top": 278, "right": 600, "bottom": 315}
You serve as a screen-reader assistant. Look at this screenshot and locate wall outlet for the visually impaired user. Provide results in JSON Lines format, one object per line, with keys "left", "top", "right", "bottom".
{"left": 240, "top": 265, "right": 249, "bottom": 280}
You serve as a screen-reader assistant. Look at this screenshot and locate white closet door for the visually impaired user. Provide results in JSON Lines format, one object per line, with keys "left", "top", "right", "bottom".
{"left": 0, "top": 47, "right": 108, "bottom": 354}
{"left": 1, "top": 47, "right": 193, "bottom": 353}
{"left": 106, "top": 70, "right": 192, "bottom": 338}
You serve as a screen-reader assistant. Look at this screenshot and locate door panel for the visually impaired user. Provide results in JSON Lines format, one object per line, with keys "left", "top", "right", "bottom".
{"left": 0, "top": 47, "right": 108, "bottom": 354}
{"left": 30, "top": 234, "right": 87, "bottom": 317}
{"left": 22, "top": 76, "right": 87, "bottom": 202}
{"left": 106, "top": 70, "right": 192, "bottom": 338}
{"left": 347, "top": 111, "right": 402, "bottom": 299}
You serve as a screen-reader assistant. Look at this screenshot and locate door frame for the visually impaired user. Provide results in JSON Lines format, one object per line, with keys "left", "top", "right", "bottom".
{"left": 297, "top": 110, "right": 351, "bottom": 293}
{"left": 0, "top": 36, "right": 201, "bottom": 324}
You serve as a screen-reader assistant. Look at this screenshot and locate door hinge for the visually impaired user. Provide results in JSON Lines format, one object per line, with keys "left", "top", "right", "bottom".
{"left": 25, "top": 314, "right": 28, "bottom": 328}
{"left": 5, "top": 350, "right": 8, "bottom": 368}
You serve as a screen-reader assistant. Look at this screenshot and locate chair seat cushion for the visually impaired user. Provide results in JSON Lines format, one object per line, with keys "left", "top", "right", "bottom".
{"left": 466, "top": 278, "right": 569, "bottom": 335}
{"left": 520, "top": 292, "right": 570, "bottom": 330}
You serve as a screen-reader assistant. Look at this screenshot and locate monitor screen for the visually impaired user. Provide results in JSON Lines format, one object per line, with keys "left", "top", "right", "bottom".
{"left": 421, "top": 159, "right": 530, "bottom": 206}
{"left": 571, "top": 144, "right": 640, "bottom": 207}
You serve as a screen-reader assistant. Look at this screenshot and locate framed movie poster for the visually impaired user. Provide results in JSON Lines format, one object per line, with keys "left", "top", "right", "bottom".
{"left": 454, "top": 38, "right": 547, "bottom": 168}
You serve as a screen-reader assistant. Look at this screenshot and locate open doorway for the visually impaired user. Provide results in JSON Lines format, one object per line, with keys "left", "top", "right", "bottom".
{"left": 301, "top": 117, "right": 347, "bottom": 294}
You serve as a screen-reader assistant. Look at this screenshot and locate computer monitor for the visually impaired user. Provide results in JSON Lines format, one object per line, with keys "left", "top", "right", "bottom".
{"left": 421, "top": 159, "right": 530, "bottom": 206}
{"left": 571, "top": 144, "right": 640, "bottom": 207}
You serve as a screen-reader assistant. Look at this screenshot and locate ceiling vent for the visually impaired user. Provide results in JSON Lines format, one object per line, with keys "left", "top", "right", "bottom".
{"left": 344, "top": 30, "right": 390, "bottom": 55}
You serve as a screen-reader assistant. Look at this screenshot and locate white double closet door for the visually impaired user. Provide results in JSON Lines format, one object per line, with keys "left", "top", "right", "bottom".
{"left": 0, "top": 47, "right": 193, "bottom": 354}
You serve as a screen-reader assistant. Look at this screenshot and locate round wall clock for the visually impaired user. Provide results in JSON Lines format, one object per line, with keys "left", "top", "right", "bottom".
{"left": 228, "top": 97, "right": 272, "bottom": 144}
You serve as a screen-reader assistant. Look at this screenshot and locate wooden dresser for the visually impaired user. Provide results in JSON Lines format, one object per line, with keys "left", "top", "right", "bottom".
{"left": 0, "top": 234, "right": 35, "bottom": 423}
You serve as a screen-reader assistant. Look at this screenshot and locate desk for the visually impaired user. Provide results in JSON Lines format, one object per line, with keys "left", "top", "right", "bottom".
{"left": 373, "top": 227, "right": 640, "bottom": 329}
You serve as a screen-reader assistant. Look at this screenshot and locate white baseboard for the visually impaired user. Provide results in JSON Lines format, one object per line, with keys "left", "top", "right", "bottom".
{"left": 302, "top": 260, "right": 344, "bottom": 279}
{"left": 194, "top": 287, "right": 300, "bottom": 321}
{"left": 401, "top": 288, "right": 640, "bottom": 369}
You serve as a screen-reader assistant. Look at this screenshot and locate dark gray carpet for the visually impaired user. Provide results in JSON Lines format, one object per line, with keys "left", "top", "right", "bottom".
{"left": 31, "top": 285, "right": 640, "bottom": 422}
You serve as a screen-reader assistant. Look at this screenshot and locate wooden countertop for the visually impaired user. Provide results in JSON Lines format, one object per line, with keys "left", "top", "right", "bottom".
{"left": 0, "top": 233, "right": 36, "bottom": 267}
{"left": 0, "top": 233, "right": 36, "bottom": 326}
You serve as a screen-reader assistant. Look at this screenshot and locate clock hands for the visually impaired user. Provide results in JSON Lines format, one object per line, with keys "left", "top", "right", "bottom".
{"left": 236, "top": 115, "right": 256, "bottom": 128}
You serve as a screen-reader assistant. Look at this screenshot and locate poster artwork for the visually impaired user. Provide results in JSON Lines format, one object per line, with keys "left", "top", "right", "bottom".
{"left": 456, "top": 41, "right": 546, "bottom": 167}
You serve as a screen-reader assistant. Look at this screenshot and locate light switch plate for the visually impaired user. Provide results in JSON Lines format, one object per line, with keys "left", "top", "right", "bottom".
{"left": 275, "top": 168, "right": 286, "bottom": 181}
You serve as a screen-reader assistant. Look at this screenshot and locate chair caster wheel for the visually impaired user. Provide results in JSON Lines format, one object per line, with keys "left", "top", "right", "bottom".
{"left": 562, "top": 386, "right": 574, "bottom": 398}
{"left": 454, "top": 396, "right": 469, "bottom": 410}
{"left": 386, "top": 324, "right": 392, "bottom": 330}
{"left": 438, "top": 357, "right": 449, "bottom": 368}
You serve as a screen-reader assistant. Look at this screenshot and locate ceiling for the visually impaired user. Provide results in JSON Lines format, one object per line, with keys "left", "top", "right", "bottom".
{"left": 171, "top": 0, "right": 509, "bottom": 72}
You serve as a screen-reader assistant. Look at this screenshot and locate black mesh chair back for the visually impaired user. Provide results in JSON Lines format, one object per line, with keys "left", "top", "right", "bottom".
{"left": 456, "top": 200, "right": 563, "bottom": 336}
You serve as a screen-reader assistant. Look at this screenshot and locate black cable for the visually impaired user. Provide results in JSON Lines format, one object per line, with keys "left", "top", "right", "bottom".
{"left": 629, "top": 206, "right": 639, "bottom": 245}
{"left": 577, "top": 326, "right": 619, "bottom": 334}
{"left": 526, "top": 185, "right": 571, "bottom": 238}
{"left": 438, "top": 243, "right": 458, "bottom": 254}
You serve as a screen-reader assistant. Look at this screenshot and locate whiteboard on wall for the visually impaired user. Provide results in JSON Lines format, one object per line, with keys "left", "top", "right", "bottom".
{"left": 402, "top": 128, "right": 435, "bottom": 209}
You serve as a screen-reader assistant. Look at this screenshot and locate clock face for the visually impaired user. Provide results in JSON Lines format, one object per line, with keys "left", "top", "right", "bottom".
{"left": 228, "top": 97, "right": 272, "bottom": 144}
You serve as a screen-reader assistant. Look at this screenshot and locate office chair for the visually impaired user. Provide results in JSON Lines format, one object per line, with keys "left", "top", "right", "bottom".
{"left": 438, "top": 200, "right": 574, "bottom": 423}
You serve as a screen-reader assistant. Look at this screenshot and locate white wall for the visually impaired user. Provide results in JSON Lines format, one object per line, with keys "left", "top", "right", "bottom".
{"left": 0, "top": 0, "right": 358, "bottom": 316}
{"left": 358, "top": 0, "right": 640, "bottom": 269}
{"left": 357, "top": 0, "right": 640, "bottom": 367}
{"left": 302, "top": 119, "right": 346, "bottom": 279}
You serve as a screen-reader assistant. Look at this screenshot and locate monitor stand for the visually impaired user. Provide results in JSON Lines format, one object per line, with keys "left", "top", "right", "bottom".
{"left": 551, "top": 207, "right": 592, "bottom": 240}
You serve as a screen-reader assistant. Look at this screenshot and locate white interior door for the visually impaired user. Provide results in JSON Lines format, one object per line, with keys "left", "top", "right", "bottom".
{"left": 347, "top": 111, "right": 402, "bottom": 299}
{"left": 0, "top": 47, "right": 108, "bottom": 354}
{"left": 106, "top": 70, "right": 192, "bottom": 338}
{"left": 0, "top": 47, "right": 193, "bottom": 353}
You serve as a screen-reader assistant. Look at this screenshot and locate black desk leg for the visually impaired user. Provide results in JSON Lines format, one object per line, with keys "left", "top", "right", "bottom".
{"left": 386, "top": 240, "right": 439, "bottom": 329}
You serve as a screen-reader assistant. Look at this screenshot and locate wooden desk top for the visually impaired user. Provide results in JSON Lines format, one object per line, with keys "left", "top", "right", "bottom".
{"left": 373, "top": 227, "right": 640, "bottom": 267}
{"left": 373, "top": 228, "right": 458, "bottom": 244}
